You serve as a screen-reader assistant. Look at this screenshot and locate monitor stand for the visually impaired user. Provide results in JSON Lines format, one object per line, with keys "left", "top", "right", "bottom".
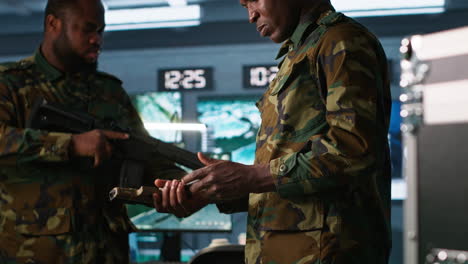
{"left": 160, "top": 232, "right": 181, "bottom": 261}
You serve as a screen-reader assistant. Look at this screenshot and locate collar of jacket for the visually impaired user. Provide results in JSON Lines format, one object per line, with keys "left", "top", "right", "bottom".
{"left": 34, "top": 47, "right": 64, "bottom": 82}
{"left": 275, "top": 3, "right": 335, "bottom": 60}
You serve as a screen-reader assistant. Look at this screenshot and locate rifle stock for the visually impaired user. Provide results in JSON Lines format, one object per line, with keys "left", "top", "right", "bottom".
{"left": 109, "top": 179, "right": 198, "bottom": 207}
{"left": 109, "top": 186, "right": 158, "bottom": 207}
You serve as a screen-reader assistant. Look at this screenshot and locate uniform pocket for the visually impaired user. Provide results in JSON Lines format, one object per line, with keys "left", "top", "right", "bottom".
{"left": 14, "top": 207, "right": 71, "bottom": 235}
{"left": 251, "top": 192, "right": 324, "bottom": 231}
{"left": 269, "top": 59, "right": 303, "bottom": 96}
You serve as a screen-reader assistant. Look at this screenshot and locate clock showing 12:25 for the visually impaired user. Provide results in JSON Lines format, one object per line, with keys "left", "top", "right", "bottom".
{"left": 158, "top": 67, "right": 213, "bottom": 92}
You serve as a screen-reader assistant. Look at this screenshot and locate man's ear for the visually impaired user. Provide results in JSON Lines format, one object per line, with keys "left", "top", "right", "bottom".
{"left": 45, "top": 14, "right": 62, "bottom": 34}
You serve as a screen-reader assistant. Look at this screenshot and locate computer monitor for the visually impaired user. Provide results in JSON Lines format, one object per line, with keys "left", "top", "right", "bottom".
{"left": 130, "top": 91, "right": 183, "bottom": 143}
{"left": 128, "top": 204, "right": 232, "bottom": 232}
{"left": 127, "top": 203, "right": 232, "bottom": 263}
{"left": 197, "top": 95, "right": 262, "bottom": 165}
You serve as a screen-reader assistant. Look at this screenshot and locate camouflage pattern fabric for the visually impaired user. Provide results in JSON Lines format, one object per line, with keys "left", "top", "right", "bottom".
{"left": 232, "top": 6, "right": 392, "bottom": 264}
{"left": 0, "top": 50, "right": 185, "bottom": 263}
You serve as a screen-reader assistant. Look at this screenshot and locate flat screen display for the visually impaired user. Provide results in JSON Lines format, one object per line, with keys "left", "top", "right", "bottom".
{"left": 197, "top": 96, "right": 262, "bottom": 165}
{"left": 129, "top": 205, "right": 232, "bottom": 232}
{"left": 130, "top": 91, "right": 183, "bottom": 143}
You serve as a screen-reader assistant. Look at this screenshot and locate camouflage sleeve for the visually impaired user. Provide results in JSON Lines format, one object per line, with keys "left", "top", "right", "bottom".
{"left": 270, "top": 25, "right": 388, "bottom": 198}
{"left": 0, "top": 79, "right": 72, "bottom": 165}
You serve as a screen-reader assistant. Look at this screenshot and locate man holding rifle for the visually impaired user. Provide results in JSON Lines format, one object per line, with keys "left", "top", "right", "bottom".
{"left": 0, "top": 0, "right": 185, "bottom": 263}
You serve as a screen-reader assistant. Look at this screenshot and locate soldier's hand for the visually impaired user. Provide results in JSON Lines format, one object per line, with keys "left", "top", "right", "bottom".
{"left": 153, "top": 179, "right": 208, "bottom": 218}
{"left": 182, "top": 152, "right": 275, "bottom": 202}
{"left": 70, "top": 129, "right": 129, "bottom": 167}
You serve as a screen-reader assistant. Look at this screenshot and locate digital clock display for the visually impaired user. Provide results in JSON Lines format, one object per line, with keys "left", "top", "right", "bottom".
{"left": 243, "top": 64, "right": 279, "bottom": 89}
{"left": 158, "top": 67, "right": 213, "bottom": 91}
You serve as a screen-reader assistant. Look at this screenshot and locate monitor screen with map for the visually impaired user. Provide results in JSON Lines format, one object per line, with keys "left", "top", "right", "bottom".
{"left": 128, "top": 204, "right": 232, "bottom": 232}
{"left": 197, "top": 95, "right": 262, "bottom": 165}
{"left": 130, "top": 91, "right": 183, "bottom": 143}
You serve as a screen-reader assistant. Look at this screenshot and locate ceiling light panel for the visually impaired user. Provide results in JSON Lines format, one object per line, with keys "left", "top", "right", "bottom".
{"left": 332, "top": 0, "right": 444, "bottom": 11}
{"left": 332, "top": 0, "right": 445, "bottom": 16}
{"left": 105, "top": 5, "right": 200, "bottom": 25}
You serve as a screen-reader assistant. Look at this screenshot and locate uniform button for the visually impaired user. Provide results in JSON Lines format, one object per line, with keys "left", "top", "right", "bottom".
{"left": 289, "top": 46, "right": 294, "bottom": 51}
{"left": 51, "top": 145, "right": 57, "bottom": 152}
{"left": 279, "top": 164, "right": 287, "bottom": 172}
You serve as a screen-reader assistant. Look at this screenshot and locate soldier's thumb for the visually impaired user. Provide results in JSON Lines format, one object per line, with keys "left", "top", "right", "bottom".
{"left": 197, "top": 152, "right": 218, "bottom": 166}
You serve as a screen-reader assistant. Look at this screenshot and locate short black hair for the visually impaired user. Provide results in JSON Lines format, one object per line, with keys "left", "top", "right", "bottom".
{"left": 44, "top": 0, "right": 77, "bottom": 19}
{"left": 43, "top": 0, "right": 79, "bottom": 30}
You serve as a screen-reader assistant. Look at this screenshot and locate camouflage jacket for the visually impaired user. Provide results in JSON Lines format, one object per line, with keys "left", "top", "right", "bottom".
{"left": 244, "top": 8, "right": 392, "bottom": 264}
{"left": 0, "top": 50, "right": 184, "bottom": 263}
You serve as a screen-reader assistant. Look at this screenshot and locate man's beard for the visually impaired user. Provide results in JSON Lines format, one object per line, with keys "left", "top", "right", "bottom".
{"left": 53, "top": 30, "right": 98, "bottom": 73}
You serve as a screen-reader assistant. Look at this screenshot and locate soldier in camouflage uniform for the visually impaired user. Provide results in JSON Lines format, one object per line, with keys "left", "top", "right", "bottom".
{"left": 153, "top": 0, "right": 392, "bottom": 263}
{"left": 0, "top": 0, "right": 184, "bottom": 263}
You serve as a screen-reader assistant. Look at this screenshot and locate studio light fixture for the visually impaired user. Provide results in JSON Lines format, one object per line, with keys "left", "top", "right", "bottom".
{"left": 105, "top": 4, "right": 201, "bottom": 31}
{"left": 332, "top": 0, "right": 445, "bottom": 17}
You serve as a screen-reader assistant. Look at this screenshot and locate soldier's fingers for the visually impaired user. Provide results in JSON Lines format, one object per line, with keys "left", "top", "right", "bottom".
{"left": 181, "top": 167, "right": 208, "bottom": 186}
{"left": 106, "top": 141, "right": 113, "bottom": 157}
{"left": 169, "top": 181, "right": 179, "bottom": 208}
{"left": 187, "top": 178, "right": 206, "bottom": 194}
{"left": 94, "top": 142, "right": 111, "bottom": 167}
{"left": 197, "top": 152, "right": 220, "bottom": 166}
{"left": 101, "top": 130, "right": 129, "bottom": 140}
{"left": 154, "top": 179, "right": 168, "bottom": 188}
{"left": 172, "top": 181, "right": 187, "bottom": 216}
{"left": 153, "top": 192, "right": 164, "bottom": 213}
{"left": 100, "top": 140, "right": 111, "bottom": 161}
{"left": 177, "top": 182, "right": 187, "bottom": 204}
{"left": 94, "top": 153, "right": 100, "bottom": 167}
{"left": 170, "top": 181, "right": 186, "bottom": 217}
{"left": 161, "top": 181, "right": 171, "bottom": 209}
{"left": 177, "top": 183, "right": 190, "bottom": 217}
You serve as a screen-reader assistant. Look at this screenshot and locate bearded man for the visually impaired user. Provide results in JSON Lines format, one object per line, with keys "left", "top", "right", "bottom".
{"left": 0, "top": 0, "right": 184, "bottom": 263}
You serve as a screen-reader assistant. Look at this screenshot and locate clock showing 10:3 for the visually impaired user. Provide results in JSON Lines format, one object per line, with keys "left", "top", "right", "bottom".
{"left": 158, "top": 67, "right": 213, "bottom": 91}
{"left": 243, "top": 64, "right": 279, "bottom": 89}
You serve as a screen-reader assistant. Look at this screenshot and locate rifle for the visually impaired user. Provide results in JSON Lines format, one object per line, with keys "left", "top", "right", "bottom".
{"left": 26, "top": 98, "right": 203, "bottom": 205}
